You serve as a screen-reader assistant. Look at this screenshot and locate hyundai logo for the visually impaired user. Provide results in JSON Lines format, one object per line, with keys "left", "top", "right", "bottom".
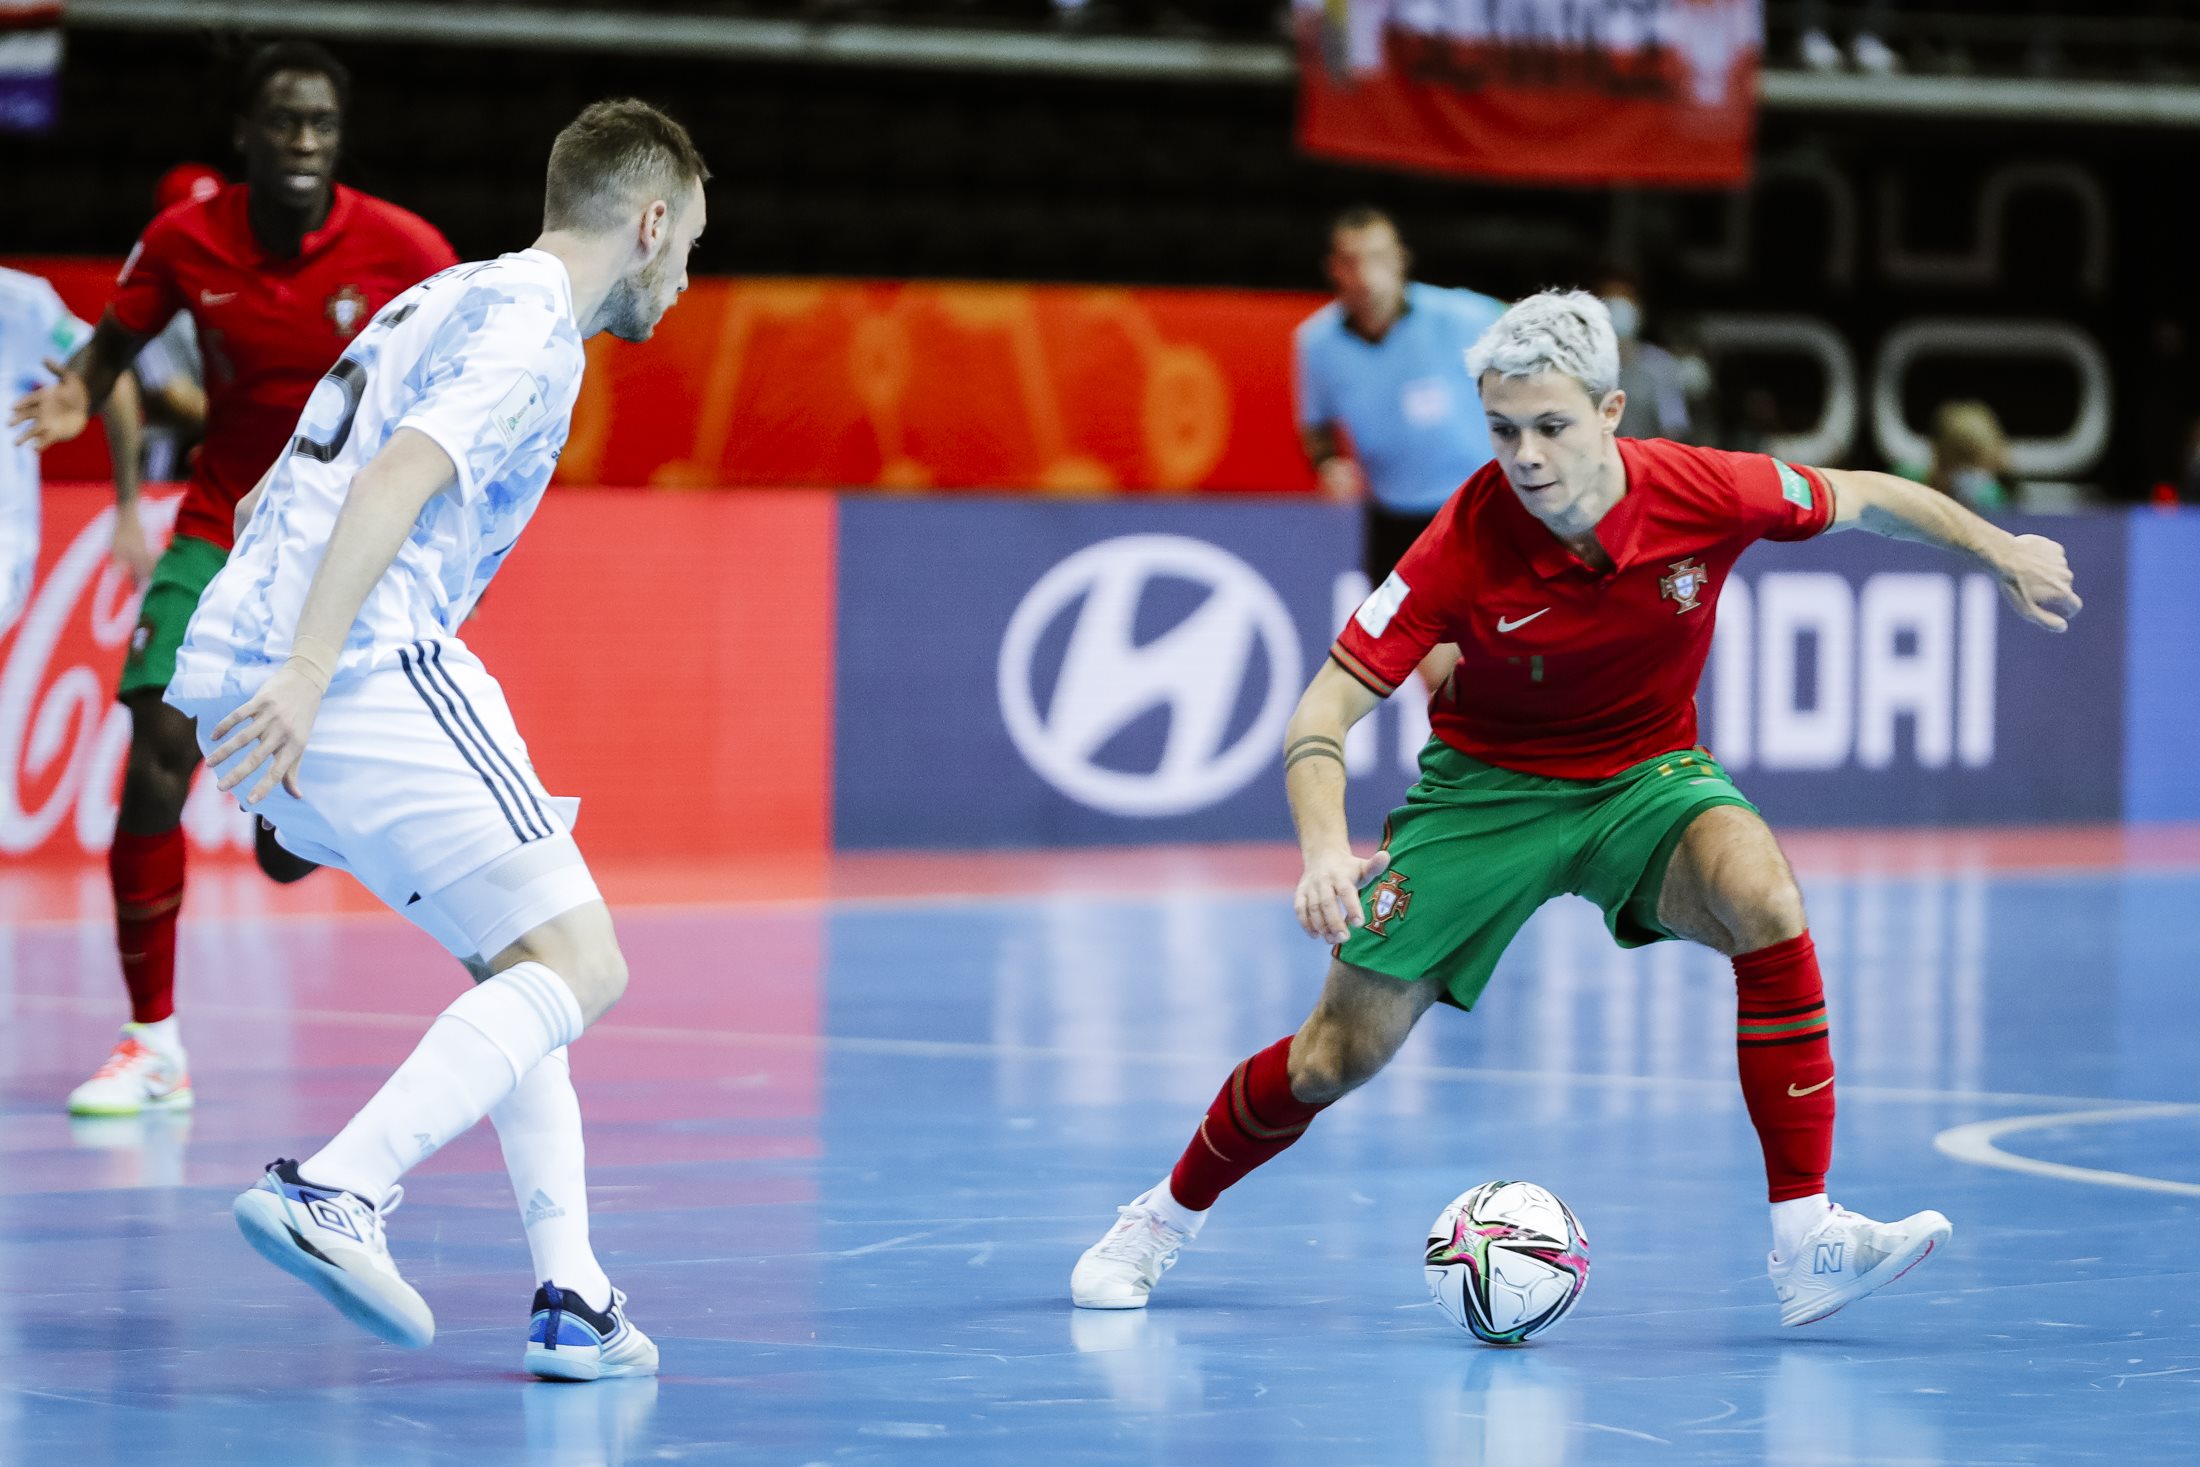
{"left": 997, "top": 535, "right": 1302, "bottom": 817}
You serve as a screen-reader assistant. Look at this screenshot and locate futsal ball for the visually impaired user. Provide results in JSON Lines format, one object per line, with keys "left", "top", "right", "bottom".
{"left": 1424, "top": 1180, "right": 1591, "bottom": 1345}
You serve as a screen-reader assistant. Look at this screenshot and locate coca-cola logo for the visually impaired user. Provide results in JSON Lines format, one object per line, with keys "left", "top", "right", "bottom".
{"left": 0, "top": 493, "right": 251, "bottom": 860}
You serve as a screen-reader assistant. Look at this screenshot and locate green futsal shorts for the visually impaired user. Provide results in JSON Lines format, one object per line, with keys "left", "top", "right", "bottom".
{"left": 118, "top": 532, "right": 226, "bottom": 701}
{"left": 1337, "top": 741, "right": 1759, "bottom": 1011}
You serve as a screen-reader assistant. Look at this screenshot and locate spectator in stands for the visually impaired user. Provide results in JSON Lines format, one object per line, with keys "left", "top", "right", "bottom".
{"left": 1597, "top": 267, "right": 1700, "bottom": 444}
{"left": 1909, "top": 400, "right": 2013, "bottom": 514}
{"left": 1293, "top": 205, "right": 1504, "bottom": 690}
{"left": 1797, "top": 0, "right": 1899, "bottom": 75}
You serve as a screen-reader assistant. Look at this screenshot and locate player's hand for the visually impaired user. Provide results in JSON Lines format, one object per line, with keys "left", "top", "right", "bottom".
{"left": 1294, "top": 845, "right": 1391, "bottom": 945}
{"left": 1993, "top": 532, "right": 2082, "bottom": 633}
{"left": 209, "top": 666, "right": 325, "bottom": 804}
{"left": 7, "top": 360, "right": 91, "bottom": 450}
{"left": 1316, "top": 457, "right": 1366, "bottom": 503}
{"left": 110, "top": 511, "right": 157, "bottom": 586}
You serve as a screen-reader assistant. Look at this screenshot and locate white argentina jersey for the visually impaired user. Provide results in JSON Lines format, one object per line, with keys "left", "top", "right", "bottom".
{"left": 168, "top": 249, "right": 584, "bottom": 702}
{"left": 2, "top": 267, "right": 92, "bottom": 620}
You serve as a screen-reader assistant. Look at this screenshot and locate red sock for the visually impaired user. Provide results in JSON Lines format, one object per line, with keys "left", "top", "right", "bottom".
{"left": 1734, "top": 931, "right": 1834, "bottom": 1203}
{"left": 110, "top": 827, "right": 186, "bottom": 1025}
{"left": 1168, "top": 1036, "right": 1328, "bottom": 1211}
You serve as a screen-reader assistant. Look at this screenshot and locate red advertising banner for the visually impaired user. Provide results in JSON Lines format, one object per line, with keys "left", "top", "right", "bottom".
{"left": 10, "top": 259, "right": 1329, "bottom": 495}
{"left": 1295, "top": 0, "right": 1760, "bottom": 188}
{"left": 1, "top": 486, "right": 835, "bottom": 870}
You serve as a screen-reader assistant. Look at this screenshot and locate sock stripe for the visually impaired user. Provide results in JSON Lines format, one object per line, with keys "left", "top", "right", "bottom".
{"left": 1738, "top": 1011, "right": 1829, "bottom": 1038}
{"left": 1737, "top": 1030, "right": 1835, "bottom": 1048}
{"left": 500, "top": 966, "right": 578, "bottom": 1050}
{"left": 1738, "top": 1000, "right": 1828, "bottom": 1021}
{"left": 1228, "top": 1063, "right": 1309, "bottom": 1142}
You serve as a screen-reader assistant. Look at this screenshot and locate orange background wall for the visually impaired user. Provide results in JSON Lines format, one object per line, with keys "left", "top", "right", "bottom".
{"left": 12, "top": 260, "right": 1326, "bottom": 495}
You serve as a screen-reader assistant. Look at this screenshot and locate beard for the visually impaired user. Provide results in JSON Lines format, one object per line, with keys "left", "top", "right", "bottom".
{"left": 598, "top": 249, "right": 677, "bottom": 342}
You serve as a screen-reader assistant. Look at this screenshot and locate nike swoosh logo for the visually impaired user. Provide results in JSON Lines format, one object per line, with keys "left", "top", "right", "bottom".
{"left": 1788, "top": 1078, "right": 1833, "bottom": 1097}
{"left": 1496, "top": 609, "right": 1551, "bottom": 633}
{"left": 200, "top": 291, "right": 236, "bottom": 306}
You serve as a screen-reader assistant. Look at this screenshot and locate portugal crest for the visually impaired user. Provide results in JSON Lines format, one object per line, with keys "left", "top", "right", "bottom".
{"left": 1364, "top": 870, "right": 1413, "bottom": 938}
{"left": 1659, "top": 557, "right": 1709, "bottom": 614}
{"left": 326, "top": 285, "right": 368, "bottom": 337}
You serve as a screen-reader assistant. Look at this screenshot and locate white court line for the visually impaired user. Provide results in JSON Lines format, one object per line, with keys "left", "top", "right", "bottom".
{"left": 1933, "top": 1105, "right": 2200, "bottom": 1197}
{"left": 6, "top": 990, "right": 2187, "bottom": 1116}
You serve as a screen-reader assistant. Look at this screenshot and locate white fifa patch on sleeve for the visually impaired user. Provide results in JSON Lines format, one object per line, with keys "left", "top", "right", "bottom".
{"left": 491, "top": 373, "right": 548, "bottom": 448}
{"left": 1356, "top": 572, "right": 1411, "bottom": 638}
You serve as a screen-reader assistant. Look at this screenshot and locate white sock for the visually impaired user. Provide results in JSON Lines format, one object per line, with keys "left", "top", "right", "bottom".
{"left": 1771, "top": 1194, "right": 1832, "bottom": 1260}
{"left": 1145, "top": 1178, "right": 1208, "bottom": 1237}
{"left": 130, "top": 1016, "right": 183, "bottom": 1057}
{"left": 305, "top": 963, "right": 585, "bottom": 1201}
{"left": 490, "top": 1046, "right": 612, "bottom": 1311}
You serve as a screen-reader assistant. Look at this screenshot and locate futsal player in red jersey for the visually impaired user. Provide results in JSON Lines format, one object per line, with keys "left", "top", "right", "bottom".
{"left": 1073, "top": 290, "right": 2082, "bottom": 1328}
{"left": 9, "top": 40, "right": 457, "bottom": 1116}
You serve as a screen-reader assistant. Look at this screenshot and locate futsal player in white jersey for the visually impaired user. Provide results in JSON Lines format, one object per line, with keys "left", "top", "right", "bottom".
{"left": 163, "top": 100, "right": 708, "bottom": 1379}
{"left": 2, "top": 267, "right": 145, "bottom": 631}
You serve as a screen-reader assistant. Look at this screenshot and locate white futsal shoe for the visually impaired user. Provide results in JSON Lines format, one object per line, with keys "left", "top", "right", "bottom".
{"left": 526, "top": 1283, "right": 660, "bottom": 1381}
{"left": 1072, "top": 1186, "right": 1201, "bottom": 1309}
{"left": 233, "top": 1159, "right": 435, "bottom": 1348}
{"left": 67, "top": 1026, "right": 192, "bottom": 1115}
{"left": 1769, "top": 1203, "right": 1951, "bottom": 1327}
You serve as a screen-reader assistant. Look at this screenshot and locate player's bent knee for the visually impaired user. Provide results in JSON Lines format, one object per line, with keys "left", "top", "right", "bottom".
{"left": 118, "top": 727, "right": 201, "bottom": 832}
{"left": 1288, "top": 1018, "right": 1393, "bottom": 1105}
{"left": 1723, "top": 877, "right": 1808, "bottom": 954}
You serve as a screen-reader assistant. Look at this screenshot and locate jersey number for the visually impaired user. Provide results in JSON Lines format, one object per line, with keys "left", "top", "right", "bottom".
{"left": 292, "top": 357, "right": 368, "bottom": 463}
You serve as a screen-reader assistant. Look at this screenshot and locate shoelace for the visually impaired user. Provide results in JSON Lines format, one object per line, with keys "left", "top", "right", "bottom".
{"left": 1091, "top": 1207, "right": 1181, "bottom": 1265}
{"left": 89, "top": 1038, "right": 158, "bottom": 1080}
{"left": 312, "top": 1182, "right": 405, "bottom": 1251}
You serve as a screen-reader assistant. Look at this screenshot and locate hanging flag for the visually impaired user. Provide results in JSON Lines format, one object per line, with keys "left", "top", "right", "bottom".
{"left": 1296, "top": 0, "right": 1761, "bottom": 188}
{"left": 0, "top": 1, "right": 60, "bottom": 134}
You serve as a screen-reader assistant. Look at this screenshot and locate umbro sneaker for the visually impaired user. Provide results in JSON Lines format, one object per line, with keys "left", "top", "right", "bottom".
{"left": 67, "top": 1027, "right": 192, "bottom": 1115}
{"left": 1769, "top": 1203, "right": 1951, "bottom": 1327}
{"left": 233, "top": 1159, "right": 435, "bottom": 1348}
{"left": 1071, "top": 1186, "right": 1200, "bottom": 1310}
{"left": 526, "top": 1283, "right": 659, "bottom": 1381}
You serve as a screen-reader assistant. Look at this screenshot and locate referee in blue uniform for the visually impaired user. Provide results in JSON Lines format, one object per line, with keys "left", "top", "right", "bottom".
{"left": 1294, "top": 207, "right": 1505, "bottom": 680}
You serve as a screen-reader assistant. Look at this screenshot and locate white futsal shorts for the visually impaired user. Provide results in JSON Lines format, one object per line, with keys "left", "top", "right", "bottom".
{"left": 176, "top": 638, "right": 601, "bottom": 961}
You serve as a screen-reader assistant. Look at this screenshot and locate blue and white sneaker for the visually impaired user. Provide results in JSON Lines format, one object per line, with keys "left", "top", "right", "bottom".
{"left": 233, "top": 1159, "right": 434, "bottom": 1349}
{"left": 1769, "top": 1203, "right": 1951, "bottom": 1327}
{"left": 526, "top": 1283, "right": 659, "bottom": 1381}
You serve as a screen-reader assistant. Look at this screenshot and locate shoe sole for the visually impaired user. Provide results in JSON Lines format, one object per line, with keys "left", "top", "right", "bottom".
{"left": 525, "top": 1342, "right": 660, "bottom": 1382}
{"left": 69, "top": 1087, "right": 194, "bottom": 1117}
{"left": 1071, "top": 1292, "right": 1151, "bottom": 1310}
{"left": 234, "top": 1190, "right": 435, "bottom": 1349}
{"left": 1782, "top": 1215, "right": 1952, "bottom": 1327}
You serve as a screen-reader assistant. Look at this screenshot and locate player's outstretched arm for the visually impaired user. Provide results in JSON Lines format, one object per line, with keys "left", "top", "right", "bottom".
{"left": 7, "top": 313, "right": 150, "bottom": 450}
{"left": 99, "top": 370, "right": 154, "bottom": 584}
{"left": 211, "top": 429, "right": 458, "bottom": 803}
{"left": 1285, "top": 660, "right": 1388, "bottom": 944}
{"left": 1819, "top": 467, "right": 2083, "bottom": 633}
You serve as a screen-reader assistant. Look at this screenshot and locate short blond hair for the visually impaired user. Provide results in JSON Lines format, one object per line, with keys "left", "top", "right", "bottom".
{"left": 1465, "top": 289, "right": 1621, "bottom": 400}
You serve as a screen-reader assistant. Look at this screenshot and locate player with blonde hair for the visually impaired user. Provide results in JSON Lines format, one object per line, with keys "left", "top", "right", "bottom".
{"left": 1074, "top": 288, "right": 2081, "bottom": 1329}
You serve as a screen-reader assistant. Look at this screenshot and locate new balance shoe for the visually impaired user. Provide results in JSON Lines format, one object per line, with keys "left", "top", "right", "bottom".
{"left": 526, "top": 1283, "right": 659, "bottom": 1381}
{"left": 1071, "top": 1186, "right": 1199, "bottom": 1310}
{"left": 67, "top": 1027, "right": 192, "bottom": 1115}
{"left": 1769, "top": 1203, "right": 1951, "bottom": 1327}
{"left": 233, "top": 1159, "right": 434, "bottom": 1348}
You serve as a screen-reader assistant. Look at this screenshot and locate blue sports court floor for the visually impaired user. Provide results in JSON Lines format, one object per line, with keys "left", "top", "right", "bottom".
{"left": 1, "top": 831, "right": 2195, "bottom": 1465}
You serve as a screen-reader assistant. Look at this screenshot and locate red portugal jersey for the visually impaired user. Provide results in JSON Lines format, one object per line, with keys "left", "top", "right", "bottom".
{"left": 1331, "top": 437, "right": 1835, "bottom": 780}
{"left": 108, "top": 183, "right": 457, "bottom": 551}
